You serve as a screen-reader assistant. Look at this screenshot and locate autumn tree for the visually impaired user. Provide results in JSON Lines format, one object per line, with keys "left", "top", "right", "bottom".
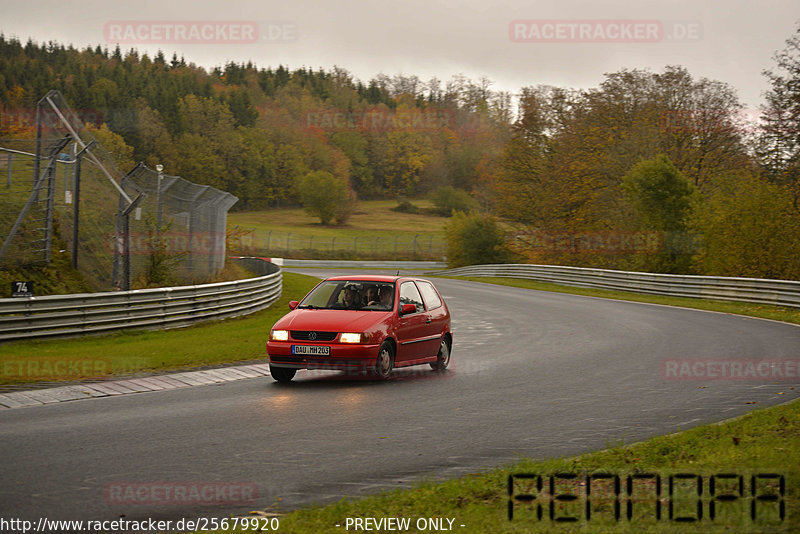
{"left": 85, "top": 122, "right": 135, "bottom": 172}
{"left": 690, "top": 171, "right": 800, "bottom": 279}
{"left": 758, "top": 22, "right": 800, "bottom": 209}
{"left": 296, "top": 170, "right": 354, "bottom": 225}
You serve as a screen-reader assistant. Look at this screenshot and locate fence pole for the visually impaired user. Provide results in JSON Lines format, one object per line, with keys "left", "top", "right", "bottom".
{"left": 6, "top": 153, "right": 11, "bottom": 189}
{"left": 33, "top": 104, "right": 41, "bottom": 190}
{"left": 43, "top": 155, "right": 58, "bottom": 264}
{"left": 71, "top": 140, "right": 95, "bottom": 270}
{"left": 120, "top": 194, "right": 145, "bottom": 291}
{"left": 287, "top": 232, "right": 291, "bottom": 255}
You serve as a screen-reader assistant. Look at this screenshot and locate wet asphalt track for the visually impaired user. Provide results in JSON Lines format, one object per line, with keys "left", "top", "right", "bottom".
{"left": 1, "top": 271, "right": 798, "bottom": 523}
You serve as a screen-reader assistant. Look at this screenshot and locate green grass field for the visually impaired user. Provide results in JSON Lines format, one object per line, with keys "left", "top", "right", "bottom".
{"left": 227, "top": 200, "right": 447, "bottom": 259}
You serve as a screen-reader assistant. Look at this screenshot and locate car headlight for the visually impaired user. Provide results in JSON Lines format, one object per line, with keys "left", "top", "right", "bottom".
{"left": 339, "top": 333, "right": 363, "bottom": 343}
{"left": 271, "top": 329, "right": 289, "bottom": 341}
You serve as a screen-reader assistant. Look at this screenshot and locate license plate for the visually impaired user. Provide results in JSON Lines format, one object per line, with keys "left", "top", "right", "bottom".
{"left": 291, "top": 345, "right": 330, "bottom": 356}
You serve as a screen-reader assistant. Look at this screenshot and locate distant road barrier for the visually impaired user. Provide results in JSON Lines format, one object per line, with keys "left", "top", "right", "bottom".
{"left": 268, "top": 258, "right": 447, "bottom": 270}
{"left": 433, "top": 264, "right": 800, "bottom": 309}
{"left": 0, "top": 258, "right": 281, "bottom": 342}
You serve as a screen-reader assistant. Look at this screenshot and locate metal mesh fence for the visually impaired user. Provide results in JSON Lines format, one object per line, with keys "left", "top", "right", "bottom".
{"left": 0, "top": 90, "right": 238, "bottom": 291}
{"left": 120, "top": 164, "right": 238, "bottom": 287}
{"left": 231, "top": 230, "right": 446, "bottom": 260}
{"left": 0, "top": 140, "right": 50, "bottom": 267}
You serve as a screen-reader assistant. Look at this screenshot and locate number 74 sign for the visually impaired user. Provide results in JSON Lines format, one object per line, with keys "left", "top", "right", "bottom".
{"left": 11, "top": 281, "right": 33, "bottom": 297}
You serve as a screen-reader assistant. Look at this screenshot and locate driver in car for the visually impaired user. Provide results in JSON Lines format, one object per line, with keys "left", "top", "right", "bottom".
{"left": 341, "top": 285, "right": 362, "bottom": 309}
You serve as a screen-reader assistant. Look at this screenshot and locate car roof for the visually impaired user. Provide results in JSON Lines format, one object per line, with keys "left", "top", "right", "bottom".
{"left": 324, "top": 275, "right": 400, "bottom": 283}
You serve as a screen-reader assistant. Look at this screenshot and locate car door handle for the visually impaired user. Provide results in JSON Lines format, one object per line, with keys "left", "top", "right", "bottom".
{"left": 426, "top": 317, "right": 432, "bottom": 324}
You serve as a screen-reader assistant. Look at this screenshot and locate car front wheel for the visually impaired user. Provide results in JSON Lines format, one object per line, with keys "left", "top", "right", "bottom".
{"left": 430, "top": 336, "right": 451, "bottom": 371}
{"left": 372, "top": 341, "right": 395, "bottom": 379}
{"left": 270, "top": 365, "right": 296, "bottom": 383}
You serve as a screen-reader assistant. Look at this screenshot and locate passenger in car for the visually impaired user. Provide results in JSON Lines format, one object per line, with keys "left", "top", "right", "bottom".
{"left": 378, "top": 286, "right": 393, "bottom": 309}
{"left": 365, "top": 285, "right": 380, "bottom": 306}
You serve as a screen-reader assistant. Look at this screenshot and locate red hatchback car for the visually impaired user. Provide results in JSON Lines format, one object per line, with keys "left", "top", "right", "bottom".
{"left": 266, "top": 275, "right": 452, "bottom": 382}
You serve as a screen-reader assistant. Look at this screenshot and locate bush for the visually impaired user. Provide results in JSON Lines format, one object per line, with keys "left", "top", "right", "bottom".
{"left": 445, "top": 211, "right": 513, "bottom": 268}
{"left": 296, "top": 171, "right": 355, "bottom": 225}
{"left": 391, "top": 197, "right": 420, "bottom": 214}
{"left": 622, "top": 154, "right": 697, "bottom": 273}
{"left": 430, "top": 186, "right": 479, "bottom": 216}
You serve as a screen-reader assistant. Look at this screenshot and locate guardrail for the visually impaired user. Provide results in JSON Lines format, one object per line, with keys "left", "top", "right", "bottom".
{"left": 0, "top": 258, "right": 282, "bottom": 342}
{"left": 433, "top": 264, "right": 800, "bottom": 309}
{"left": 268, "top": 258, "right": 447, "bottom": 270}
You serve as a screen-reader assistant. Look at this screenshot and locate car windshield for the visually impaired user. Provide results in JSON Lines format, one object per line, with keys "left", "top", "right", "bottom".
{"left": 298, "top": 280, "right": 395, "bottom": 311}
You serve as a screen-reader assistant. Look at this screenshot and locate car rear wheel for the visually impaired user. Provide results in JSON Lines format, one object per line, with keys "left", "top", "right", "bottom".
{"left": 270, "top": 365, "right": 296, "bottom": 383}
{"left": 430, "top": 336, "right": 451, "bottom": 371}
{"left": 371, "top": 341, "right": 394, "bottom": 379}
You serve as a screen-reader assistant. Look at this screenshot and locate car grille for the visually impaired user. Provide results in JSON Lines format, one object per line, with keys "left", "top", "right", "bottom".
{"left": 291, "top": 331, "right": 338, "bottom": 341}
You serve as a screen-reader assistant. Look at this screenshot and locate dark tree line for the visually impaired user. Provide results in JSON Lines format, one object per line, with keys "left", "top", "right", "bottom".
{"left": 0, "top": 36, "right": 510, "bottom": 210}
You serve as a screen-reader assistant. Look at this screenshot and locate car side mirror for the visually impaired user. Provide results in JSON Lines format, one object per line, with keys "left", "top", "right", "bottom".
{"left": 289, "top": 300, "right": 299, "bottom": 310}
{"left": 400, "top": 303, "right": 417, "bottom": 315}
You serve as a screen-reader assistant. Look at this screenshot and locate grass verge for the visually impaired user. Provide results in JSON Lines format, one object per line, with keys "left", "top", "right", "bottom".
{"left": 0, "top": 272, "right": 321, "bottom": 386}
{"left": 448, "top": 276, "right": 800, "bottom": 326}
{"left": 217, "top": 398, "right": 799, "bottom": 533}
{"left": 227, "top": 200, "right": 447, "bottom": 260}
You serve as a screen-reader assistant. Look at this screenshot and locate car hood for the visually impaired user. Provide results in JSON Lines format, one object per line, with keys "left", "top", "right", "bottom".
{"left": 275, "top": 309, "right": 391, "bottom": 333}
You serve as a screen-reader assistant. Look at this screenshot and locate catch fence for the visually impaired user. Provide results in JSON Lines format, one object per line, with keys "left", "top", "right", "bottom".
{"left": 0, "top": 90, "right": 237, "bottom": 291}
{"left": 229, "top": 230, "right": 446, "bottom": 261}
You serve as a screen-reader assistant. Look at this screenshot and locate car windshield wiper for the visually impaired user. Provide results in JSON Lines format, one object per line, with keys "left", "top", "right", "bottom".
{"left": 297, "top": 304, "right": 318, "bottom": 309}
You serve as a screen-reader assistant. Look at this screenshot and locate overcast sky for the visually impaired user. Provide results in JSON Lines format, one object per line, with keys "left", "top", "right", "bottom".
{"left": 2, "top": 0, "right": 798, "bottom": 110}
